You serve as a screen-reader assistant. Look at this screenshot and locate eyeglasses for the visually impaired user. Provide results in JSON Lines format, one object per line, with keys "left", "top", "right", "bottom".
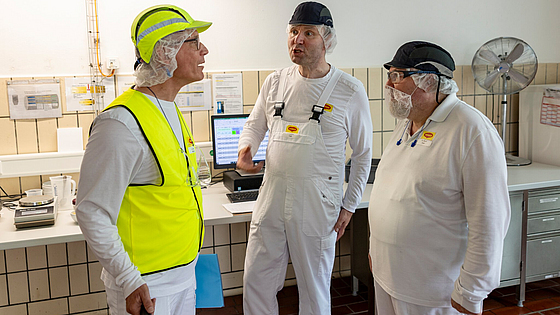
{"left": 387, "top": 70, "right": 436, "bottom": 84}
{"left": 184, "top": 37, "right": 201, "bottom": 50}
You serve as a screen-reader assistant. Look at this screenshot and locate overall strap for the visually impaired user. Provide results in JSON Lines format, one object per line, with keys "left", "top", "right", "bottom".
{"left": 310, "top": 68, "right": 343, "bottom": 122}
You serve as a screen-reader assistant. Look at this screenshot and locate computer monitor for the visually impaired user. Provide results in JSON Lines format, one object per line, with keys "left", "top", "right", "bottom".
{"left": 210, "top": 114, "right": 268, "bottom": 169}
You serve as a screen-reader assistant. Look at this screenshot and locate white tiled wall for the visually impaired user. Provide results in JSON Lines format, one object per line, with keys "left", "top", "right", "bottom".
{"left": 2, "top": 64, "right": 560, "bottom": 313}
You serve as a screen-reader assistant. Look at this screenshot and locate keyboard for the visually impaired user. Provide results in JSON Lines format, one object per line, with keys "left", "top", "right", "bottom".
{"left": 226, "top": 189, "right": 259, "bottom": 203}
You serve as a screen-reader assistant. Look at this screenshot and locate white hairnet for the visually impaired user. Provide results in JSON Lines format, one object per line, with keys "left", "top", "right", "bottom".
{"left": 286, "top": 24, "right": 337, "bottom": 54}
{"left": 134, "top": 29, "right": 195, "bottom": 87}
{"left": 411, "top": 73, "right": 459, "bottom": 95}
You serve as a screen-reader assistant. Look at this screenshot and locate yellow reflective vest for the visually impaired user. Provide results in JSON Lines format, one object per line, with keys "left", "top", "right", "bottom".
{"left": 104, "top": 88, "right": 204, "bottom": 275}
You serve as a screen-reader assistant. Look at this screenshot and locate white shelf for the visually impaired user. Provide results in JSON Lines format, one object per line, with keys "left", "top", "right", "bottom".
{"left": 0, "top": 151, "right": 84, "bottom": 179}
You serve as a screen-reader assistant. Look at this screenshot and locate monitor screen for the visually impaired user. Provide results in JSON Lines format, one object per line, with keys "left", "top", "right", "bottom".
{"left": 211, "top": 114, "right": 268, "bottom": 169}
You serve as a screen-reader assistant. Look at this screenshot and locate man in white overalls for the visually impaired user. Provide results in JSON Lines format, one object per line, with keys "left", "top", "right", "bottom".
{"left": 237, "top": 2, "right": 373, "bottom": 314}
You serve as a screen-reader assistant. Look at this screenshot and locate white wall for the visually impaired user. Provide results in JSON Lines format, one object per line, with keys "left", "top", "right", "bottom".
{"left": 1, "top": 0, "right": 559, "bottom": 77}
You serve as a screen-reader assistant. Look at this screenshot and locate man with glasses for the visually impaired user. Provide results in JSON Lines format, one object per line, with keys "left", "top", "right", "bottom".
{"left": 76, "top": 5, "right": 211, "bottom": 315}
{"left": 368, "top": 41, "right": 510, "bottom": 315}
{"left": 236, "top": 2, "right": 372, "bottom": 314}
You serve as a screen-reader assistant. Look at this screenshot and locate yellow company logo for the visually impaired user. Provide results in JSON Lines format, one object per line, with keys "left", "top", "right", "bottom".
{"left": 286, "top": 125, "right": 299, "bottom": 133}
{"left": 324, "top": 103, "right": 334, "bottom": 112}
{"left": 421, "top": 131, "right": 435, "bottom": 140}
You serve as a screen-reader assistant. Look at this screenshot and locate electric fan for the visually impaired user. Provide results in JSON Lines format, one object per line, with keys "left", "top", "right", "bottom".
{"left": 471, "top": 37, "right": 538, "bottom": 166}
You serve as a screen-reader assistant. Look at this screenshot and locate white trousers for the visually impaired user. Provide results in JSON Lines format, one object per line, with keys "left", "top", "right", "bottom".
{"left": 105, "top": 283, "right": 196, "bottom": 315}
{"left": 374, "top": 280, "right": 462, "bottom": 315}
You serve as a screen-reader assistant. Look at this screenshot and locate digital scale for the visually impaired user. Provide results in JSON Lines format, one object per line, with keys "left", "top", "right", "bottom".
{"left": 14, "top": 195, "right": 58, "bottom": 229}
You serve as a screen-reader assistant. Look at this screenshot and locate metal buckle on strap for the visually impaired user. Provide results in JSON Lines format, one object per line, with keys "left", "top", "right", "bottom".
{"left": 309, "top": 105, "right": 325, "bottom": 122}
{"left": 274, "top": 102, "right": 285, "bottom": 117}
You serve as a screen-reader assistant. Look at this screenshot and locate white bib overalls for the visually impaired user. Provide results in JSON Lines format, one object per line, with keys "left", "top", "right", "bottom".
{"left": 243, "top": 68, "right": 343, "bottom": 315}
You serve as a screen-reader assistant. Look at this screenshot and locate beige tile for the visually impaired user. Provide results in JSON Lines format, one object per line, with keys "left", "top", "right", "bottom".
{"left": 230, "top": 222, "right": 247, "bottom": 243}
{"left": 47, "top": 243, "right": 67, "bottom": 267}
{"left": 545, "top": 63, "right": 558, "bottom": 84}
{"left": 221, "top": 271, "right": 243, "bottom": 290}
{"left": 215, "top": 246, "right": 231, "bottom": 273}
{"left": 28, "top": 269, "right": 49, "bottom": 301}
{"left": 242, "top": 71, "right": 259, "bottom": 105}
{"left": 69, "top": 264, "right": 89, "bottom": 295}
{"left": 0, "top": 118, "right": 16, "bottom": 155}
{"left": 78, "top": 113, "right": 95, "bottom": 150}
{"left": 181, "top": 112, "right": 193, "bottom": 131}
{"left": 534, "top": 63, "right": 546, "bottom": 85}
{"left": 368, "top": 68, "right": 383, "bottom": 100}
{"left": 230, "top": 243, "right": 246, "bottom": 272}
{"left": 370, "top": 100, "right": 382, "bottom": 132}
{"left": 381, "top": 131, "right": 393, "bottom": 154}
{"left": 340, "top": 68, "right": 352, "bottom": 75}
{"left": 372, "top": 133, "right": 382, "bottom": 159}
{"left": 0, "top": 275, "right": 7, "bottom": 306}
{"left": 7, "top": 272, "right": 28, "bottom": 304}
{"left": 510, "top": 94, "right": 520, "bottom": 123}
{"left": 49, "top": 266, "right": 70, "bottom": 298}
{"left": 87, "top": 243, "right": 98, "bottom": 262}
{"left": 68, "top": 291, "right": 107, "bottom": 314}
{"left": 0, "top": 78, "right": 8, "bottom": 117}
{"left": 453, "top": 66, "right": 463, "bottom": 96}
{"left": 243, "top": 105, "right": 254, "bottom": 114}
{"left": 15, "top": 119, "right": 38, "bottom": 154}
{"left": 213, "top": 224, "right": 230, "bottom": 246}
{"left": 88, "top": 262, "right": 105, "bottom": 292}
{"left": 474, "top": 95, "right": 487, "bottom": 117}
{"left": 67, "top": 241, "right": 87, "bottom": 264}
{"left": 340, "top": 255, "right": 351, "bottom": 271}
{"left": 27, "top": 298, "right": 69, "bottom": 315}
{"left": 202, "top": 225, "right": 214, "bottom": 247}
{"left": 473, "top": 67, "right": 486, "bottom": 95}
{"left": 36, "top": 118, "right": 58, "bottom": 153}
{"left": 382, "top": 109, "right": 396, "bottom": 131}
{"left": 199, "top": 248, "right": 214, "bottom": 255}
{"left": 0, "top": 304, "right": 27, "bottom": 315}
{"left": 258, "top": 71, "right": 274, "bottom": 92}
{"left": 191, "top": 110, "right": 210, "bottom": 142}
{"left": 79, "top": 311, "right": 109, "bottom": 315}
{"left": 0, "top": 178, "right": 20, "bottom": 196}
{"left": 353, "top": 68, "right": 367, "bottom": 95}
{"left": 26, "top": 245, "right": 47, "bottom": 270}
{"left": 20, "top": 176, "right": 42, "bottom": 195}
{"left": 463, "top": 96, "right": 475, "bottom": 108}
{"left": 462, "top": 65, "right": 475, "bottom": 96}
{"left": 5, "top": 248, "right": 26, "bottom": 273}
{"left": 57, "top": 113, "right": 78, "bottom": 128}
{"left": 0, "top": 251, "right": 4, "bottom": 273}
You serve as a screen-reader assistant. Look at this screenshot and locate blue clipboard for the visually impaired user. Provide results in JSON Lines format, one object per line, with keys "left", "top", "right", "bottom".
{"left": 195, "top": 254, "right": 224, "bottom": 308}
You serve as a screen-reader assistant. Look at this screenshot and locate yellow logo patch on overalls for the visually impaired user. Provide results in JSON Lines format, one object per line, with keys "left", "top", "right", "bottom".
{"left": 324, "top": 103, "right": 334, "bottom": 112}
{"left": 421, "top": 131, "right": 435, "bottom": 140}
{"left": 286, "top": 125, "right": 299, "bottom": 133}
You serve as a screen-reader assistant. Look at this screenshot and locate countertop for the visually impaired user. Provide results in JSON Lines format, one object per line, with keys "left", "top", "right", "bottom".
{"left": 1, "top": 162, "right": 560, "bottom": 250}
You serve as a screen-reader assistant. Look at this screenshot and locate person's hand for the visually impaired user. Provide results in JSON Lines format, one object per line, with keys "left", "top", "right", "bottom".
{"left": 126, "top": 284, "right": 156, "bottom": 315}
{"left": 236, "top": 146, "right": 264, "bottom": 173}
{"left": 451, "top": 298, "right": 481, "bottom": 315}
{"left": 333, "top": 208, "right": 353, "bottom": 241}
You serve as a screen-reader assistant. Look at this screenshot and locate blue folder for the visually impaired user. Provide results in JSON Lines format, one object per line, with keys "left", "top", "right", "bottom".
{"left": 195, "top": 254, "right": 224, "bottom": 308}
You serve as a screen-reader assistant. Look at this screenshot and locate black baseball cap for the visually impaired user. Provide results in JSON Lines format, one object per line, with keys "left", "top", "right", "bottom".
{"left": 289, "top": 2, "right": 333, "bottom": 28}
{"left": 384, "top": 41, "right": 455, "bottom": 78}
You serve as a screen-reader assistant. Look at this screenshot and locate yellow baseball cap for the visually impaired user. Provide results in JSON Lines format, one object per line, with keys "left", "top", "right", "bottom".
{"left": 131, "top": 4, "right": 212, "bottom": 63}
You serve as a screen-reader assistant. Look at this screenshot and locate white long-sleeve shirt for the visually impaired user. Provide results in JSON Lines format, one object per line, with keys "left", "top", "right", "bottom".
{"left": 369, "top": 93, "right": 511, "bottom": 314}
{"left": 75, "top": 94, "right": 195, "bottom": 299}
{"left": 238, "top": 65, "right": 372, "bottom": 212}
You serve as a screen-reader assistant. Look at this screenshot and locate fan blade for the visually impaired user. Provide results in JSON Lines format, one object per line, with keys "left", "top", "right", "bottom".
{"left": 479, "top": 50, "right": 501, "bottom": 65}
{"left": 505, "top": 43, "right": 524, "bottom": 63}
{"left": 482, "top": 70, "right": 500, "bottom": 90}
{"left": 508, "top": 68, "right": 530, "bottom": 86}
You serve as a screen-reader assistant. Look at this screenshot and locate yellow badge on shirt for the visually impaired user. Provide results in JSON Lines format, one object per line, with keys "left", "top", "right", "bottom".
{"left": 286, "top": 125, "right": 299, "bottom": 134}
{"left": 418, "top": 131, "right": 435, "bottom": 147}
{"left": 323, "top": 103, "right": 334, "bottom": 113}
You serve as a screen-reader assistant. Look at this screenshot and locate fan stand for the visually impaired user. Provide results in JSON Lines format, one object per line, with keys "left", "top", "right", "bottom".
{"left": 500, "top": 76, "right": 531, "bottom": 166}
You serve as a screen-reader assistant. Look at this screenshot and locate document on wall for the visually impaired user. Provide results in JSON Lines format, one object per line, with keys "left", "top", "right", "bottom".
{"left": 175, "top": 79, "right": 211, "bottom": 111}
{"left": 541, "top": 88, "right": 560, "bottom": 128}
{"left": 65, "top": 76, "right": 115, "bottom": 112}
{"left": 7, "top": 80, "right": 62, "bottom": 119}
{"left": 116, "top": 75, "right": 136, "bottom": 97}
{"left": 212, "top": 73, "right": 243, "bottom": 114}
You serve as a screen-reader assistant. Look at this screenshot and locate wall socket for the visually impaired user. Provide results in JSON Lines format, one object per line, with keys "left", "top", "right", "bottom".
{"left": 106, "top": 58, "right": 120, "bottom": 70}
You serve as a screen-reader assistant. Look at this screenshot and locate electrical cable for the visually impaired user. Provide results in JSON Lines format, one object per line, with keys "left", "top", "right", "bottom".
{"left": 93, "top": 0, "right": 115, "bottom": 78}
